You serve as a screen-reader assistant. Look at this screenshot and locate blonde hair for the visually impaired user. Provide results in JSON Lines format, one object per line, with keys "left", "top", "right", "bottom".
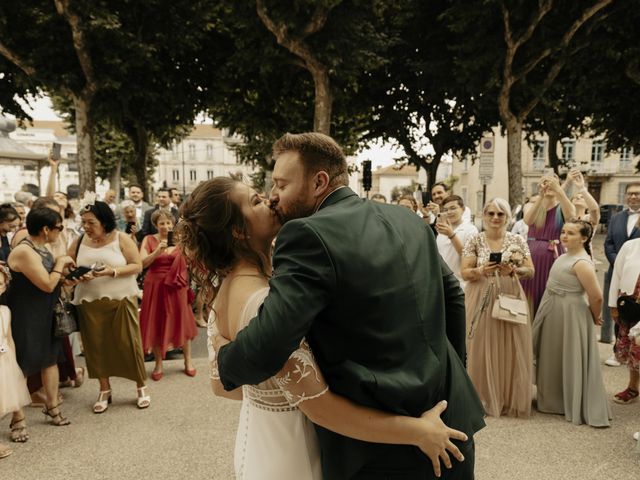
{"left": 483, "top": 197, "right": 512, "bottom": 229}
{"left": 151, "top": 208, "right": 174, "bottom": 227}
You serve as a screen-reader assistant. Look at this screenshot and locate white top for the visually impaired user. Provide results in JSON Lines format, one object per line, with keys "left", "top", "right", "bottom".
{"left": 627, "top": 209, "right": 640, "bottom": 236}
{"left": 428, "top": 206, "right": 472, "bottom": 225}
{"left": 72, "top": 233, "right": 140, "bottom": 304}
{"left": 511, "top": 219, "right": 529, "bottom": 240}
{"left": 608, "top": 238, "right": 640, "bottom": 307}
{"left": 436, "top": 222, "right": 478, "bottom": 289}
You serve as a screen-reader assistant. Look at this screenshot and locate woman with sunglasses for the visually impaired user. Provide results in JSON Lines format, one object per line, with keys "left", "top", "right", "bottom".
{"left": 461, "top": 198, "right": 535, "bottom": 417}
{"left": 6, "top": 208, "right": 76, "bottom": 433}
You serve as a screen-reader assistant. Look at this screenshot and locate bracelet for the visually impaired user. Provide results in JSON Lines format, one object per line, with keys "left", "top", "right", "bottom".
{"left": 448, "top": 232, "right": 457, "bottom": 239}
{"left": 112, "top": 268, "right": 118, "bottom": 278}
{"left": 52, "top": 270, "right": 62, "bottom": 275}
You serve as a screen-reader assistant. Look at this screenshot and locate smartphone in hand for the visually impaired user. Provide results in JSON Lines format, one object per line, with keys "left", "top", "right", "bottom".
{"left": 167, "top": 231, "right": 174, "bottom": 247}
{"left": 65, "top": 266, "right": 92, "bottom": 280}
{"left": 51, "top": 142, "right": 62, "bottom": 161}
{"left": 489, "top": 252, "right": 502, "bottom": 264}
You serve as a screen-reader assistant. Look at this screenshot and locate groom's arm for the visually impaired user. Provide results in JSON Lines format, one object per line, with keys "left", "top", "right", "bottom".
{"left": 217, "top": 220, "right": 335, "bottom": 391}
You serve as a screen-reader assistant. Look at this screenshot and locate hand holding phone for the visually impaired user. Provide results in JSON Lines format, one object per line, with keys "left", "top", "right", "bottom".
{"left": 65, "top": 266, "right": 92, "bottom": 280}
{"left": 167, "top": 231, "right": 174, "bottom": 247}
{"left": 51, "top": 142, "right": 61, "bottom": 161}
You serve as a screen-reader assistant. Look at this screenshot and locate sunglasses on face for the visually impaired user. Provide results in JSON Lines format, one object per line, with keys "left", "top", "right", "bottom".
{"left": 51, "top": 224, "right": 64, "bottom": 232}
{"left": 485, "top": 211, "right": 505, "bottom": 217}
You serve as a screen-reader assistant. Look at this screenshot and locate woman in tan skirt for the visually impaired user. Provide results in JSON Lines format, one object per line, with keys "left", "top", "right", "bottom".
{"left": 70, "top": 200, "right": 149, "bottom": 413}
{"left": 461, "top": 198, "right": 535, "bottom": 417}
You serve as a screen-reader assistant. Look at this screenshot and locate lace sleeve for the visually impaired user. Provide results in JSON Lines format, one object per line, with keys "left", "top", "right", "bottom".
{"left": 206, "top": 310, "right": 220, "bottom": 380}
{"left": 462, "top": 233, "right": 478, "bottom": 258}
{"left": 629, "top": 321, "right": 640, "bottom": 339}
{"left": 273, "top": 339, "right": 329, "bottom": 407}
{"left": 515, "top": 233, "right": 531, "bottom": 258}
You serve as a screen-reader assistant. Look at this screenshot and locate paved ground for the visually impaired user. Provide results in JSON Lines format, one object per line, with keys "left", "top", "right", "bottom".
{"left": 3, "top": 234, "right": 640, "bottom": 479}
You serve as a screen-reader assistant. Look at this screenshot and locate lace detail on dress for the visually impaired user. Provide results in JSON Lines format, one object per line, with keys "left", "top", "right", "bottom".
{"left": 462, "top": 232, "right": 531, "bottom": 266}
{"left": 273, "top": 340, "right": 329, "bottom": 407}
{"left": 207, "top": 310, "right": 220, "bottom": 380}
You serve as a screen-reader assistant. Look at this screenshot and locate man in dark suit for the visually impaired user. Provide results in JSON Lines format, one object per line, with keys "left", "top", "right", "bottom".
{"left": 136, "top": 188, "right": 179, "bottom": 242}
{"left": 216, "top": 133, "right": 485, "bottom": 479}
{"left": 602, "top": 181, "right": 640, "bottom": 360}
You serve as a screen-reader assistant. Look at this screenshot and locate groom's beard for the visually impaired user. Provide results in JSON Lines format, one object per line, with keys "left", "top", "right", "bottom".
{"left": 277, "top": 203, "right": 315, "bottom": 224}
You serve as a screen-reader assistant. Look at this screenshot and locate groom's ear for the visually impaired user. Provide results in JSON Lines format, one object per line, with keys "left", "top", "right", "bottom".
{"left": 312, "top": 171, "right": 330, "bottom": 197}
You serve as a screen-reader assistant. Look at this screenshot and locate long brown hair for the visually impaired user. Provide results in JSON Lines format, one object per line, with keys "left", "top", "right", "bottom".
{"left": 176, "top": 177, "right": 269, "bottom": 305}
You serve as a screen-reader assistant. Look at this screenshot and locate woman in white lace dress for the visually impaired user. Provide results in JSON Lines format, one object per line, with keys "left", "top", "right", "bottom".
{"left": 178, "top": 178, "right": 469, "bottom": 480}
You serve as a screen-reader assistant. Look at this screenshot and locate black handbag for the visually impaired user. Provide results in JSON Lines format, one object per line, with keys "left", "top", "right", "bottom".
{"left": 53, "top": 295, "right": 79, "bottom": 338}
{"left": 616, "top": 273, "right": 640, "bottom": 329}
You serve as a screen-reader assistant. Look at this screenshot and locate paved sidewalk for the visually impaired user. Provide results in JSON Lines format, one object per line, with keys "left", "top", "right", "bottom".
{"left": 3, "top": 234, "right": 640, "bottom": 479}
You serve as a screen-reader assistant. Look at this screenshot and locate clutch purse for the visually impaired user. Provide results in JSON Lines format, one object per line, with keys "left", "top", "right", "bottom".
{"left": 491, "top": 274, "right": 529, "bottom": 326}
{"left": 53, "top": 297, "right": 79, "bottom": 338}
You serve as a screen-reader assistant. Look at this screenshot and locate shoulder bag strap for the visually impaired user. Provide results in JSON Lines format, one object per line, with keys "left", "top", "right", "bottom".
{"left": 75, "top": 234, "right": 85, "bottom": 259}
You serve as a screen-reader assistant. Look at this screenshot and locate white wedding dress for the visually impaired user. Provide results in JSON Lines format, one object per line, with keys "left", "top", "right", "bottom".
{"left": 208, "top": 287, "right": 328, "bottom": 480}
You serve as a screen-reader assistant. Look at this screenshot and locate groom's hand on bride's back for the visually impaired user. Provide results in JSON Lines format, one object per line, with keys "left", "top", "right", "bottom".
{"left": 416, "top": 400, "right": 468, "bottom": 478}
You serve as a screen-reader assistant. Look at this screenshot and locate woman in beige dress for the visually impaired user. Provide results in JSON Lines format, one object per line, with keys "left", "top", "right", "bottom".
{"left": 461, "top": 198, "right": 535, "bottom": 417}
{"left": 70, "top": 200, "right": 149, "bottom": 413}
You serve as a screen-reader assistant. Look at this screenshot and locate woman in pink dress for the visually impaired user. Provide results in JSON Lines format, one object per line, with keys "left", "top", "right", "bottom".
{"left": 139, "top": 209, "right": 197, "bottom": 380}
{"left": 521, "top": 174, "right": 575, "bottom": 317}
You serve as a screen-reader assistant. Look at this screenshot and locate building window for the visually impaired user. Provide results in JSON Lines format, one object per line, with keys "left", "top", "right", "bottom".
{"left": 619, "top": 183, "right": 629, "bottom": 204}
{"left": 206, "top": 144, "right": 213, "bottom": 159}
{"left": 591, "top": 141, "right": 605, "bottom": 166}
{"left": 461, "top": 187, "right": 468, "bottom": 206}
{"left": 561, "top": 140, "right": 575, "bottom": 165}
{"left": 172, "top": 169, "right": 180, "bottom": 182}
{"left": 463, "top": 159, "right": 469, "bottom": 172}
{"left": 621, "top": 147, "right": 634, "bottom": 171}
{"left": 532, "top": 141, "right": 546, "bottom": 170}
{"left": 190, "top": 169, "right": 197, "bottom": 182}
{"left": 531, "top": 182, "right": 539, "bottom": 195}
{"left": 207, "top": 170, "right": 214, "bottom": 180}
{"left": 188, "top": 144, "right": 196, "bottom": 160}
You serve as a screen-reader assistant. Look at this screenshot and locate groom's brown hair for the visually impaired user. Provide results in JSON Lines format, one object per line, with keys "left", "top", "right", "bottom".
{"left": 272, "top": 133, "right": 349, "bottom": 188}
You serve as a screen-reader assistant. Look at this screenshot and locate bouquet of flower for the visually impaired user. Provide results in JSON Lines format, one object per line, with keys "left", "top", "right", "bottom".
{"left": 502, "top": 243, "right": 525, "bottom": 267}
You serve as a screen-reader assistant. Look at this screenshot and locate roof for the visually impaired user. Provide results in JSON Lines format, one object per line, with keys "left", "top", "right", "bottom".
{"left": 0, "top": 118, "right": 47, "bottom": 163}
{"left": 189, "top": 124, "right": 223, "bottom": 139}
{"left": 372, "top": 163, "right": 419, "bottom": 177}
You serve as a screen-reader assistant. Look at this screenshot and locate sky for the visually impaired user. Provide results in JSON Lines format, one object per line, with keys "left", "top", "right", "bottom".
{"left": 15, "top": 94, "right": 399, "bottom": 168}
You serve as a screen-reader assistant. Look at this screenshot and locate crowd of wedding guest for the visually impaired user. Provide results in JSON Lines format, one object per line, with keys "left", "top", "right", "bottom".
{"left": 0, "top": 157, "right": 203, "bottom": 459}
{"left": 0, "top": 156, "right": 639, "bottom": 461}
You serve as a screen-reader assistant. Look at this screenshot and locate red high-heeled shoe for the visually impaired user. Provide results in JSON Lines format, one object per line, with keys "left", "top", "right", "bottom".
{"left": 184, "top": 368, "right": 197, "bottom": 377}
{"left": 151, "top": 371, "right": 163, "bottom": 381}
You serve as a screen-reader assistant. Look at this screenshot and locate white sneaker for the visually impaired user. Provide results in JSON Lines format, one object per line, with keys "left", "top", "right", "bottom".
{"left": 633, "top": 431, "right": 639, "bottom": 441}
{"left": 605, "top": 355, "right": 621, "bottom": 367}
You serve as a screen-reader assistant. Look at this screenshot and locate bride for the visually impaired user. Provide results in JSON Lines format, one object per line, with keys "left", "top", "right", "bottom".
{"left": 177, "top": 177, "right": 468, "bottom": 479}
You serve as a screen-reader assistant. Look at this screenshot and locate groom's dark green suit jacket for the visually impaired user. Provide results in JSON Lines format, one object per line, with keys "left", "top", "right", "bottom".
{"left": 218, "top": 187, "right": 485, "bottom": 479}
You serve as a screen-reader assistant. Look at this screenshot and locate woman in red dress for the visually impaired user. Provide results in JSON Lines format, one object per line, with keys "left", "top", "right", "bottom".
{"left": 140, "top": 209, "right": 197, "bottom": 380}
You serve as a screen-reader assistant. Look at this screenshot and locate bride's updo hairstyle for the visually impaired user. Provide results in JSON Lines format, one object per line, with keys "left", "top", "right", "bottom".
{"left": 176, "top": 177, "right": 268, "bottom": 303}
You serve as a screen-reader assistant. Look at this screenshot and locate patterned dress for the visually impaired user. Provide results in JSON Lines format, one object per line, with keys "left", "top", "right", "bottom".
{"left": 463, "top": 232, "right": 533, "bottom": 417}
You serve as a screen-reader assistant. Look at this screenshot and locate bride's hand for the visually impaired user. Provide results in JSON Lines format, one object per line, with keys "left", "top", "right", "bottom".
{"left": 415, "top": 400, "right": 468, "bottom": 477}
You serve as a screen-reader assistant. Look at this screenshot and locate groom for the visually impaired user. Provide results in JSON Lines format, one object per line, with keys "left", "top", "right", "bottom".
{"left": 216, "top": 132, "right": 485, "bottom": 479}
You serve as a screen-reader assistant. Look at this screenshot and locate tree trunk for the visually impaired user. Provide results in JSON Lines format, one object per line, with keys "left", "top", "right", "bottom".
{"left": 131, "top": 125, "right": 150, "bottom": 200}
{"left": 547, "top": 129, "right": 561, "bottom": 177}
{"left": 312, "top": 66, "right": 332, "bottom": 134}
{"left": 506, "top": 120, "right": 524, "bottom": 207}
{"left": 109, "top": 156, "right": 123, "bottom": 201}
{"left": 73, "top": 94, "right": 95, "bottom": 194}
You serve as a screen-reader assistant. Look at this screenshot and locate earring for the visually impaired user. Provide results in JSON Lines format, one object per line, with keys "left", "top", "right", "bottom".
{"left": 45, "top": 232, "right": 49, "bottom": 243}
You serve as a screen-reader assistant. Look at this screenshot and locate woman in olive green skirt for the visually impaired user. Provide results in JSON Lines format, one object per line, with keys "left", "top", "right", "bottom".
{"left": 71, "top": 201, "right": 150, "bottom": 413}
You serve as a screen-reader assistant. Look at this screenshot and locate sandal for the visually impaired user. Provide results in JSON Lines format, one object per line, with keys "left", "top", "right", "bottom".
{"left": 9, "top": 417, "right": 28, "bottom": 443}
{"left": 0, "top": 443, "right": 12, "bottom": 459}
{"left": 136, "top": 386, "right": 151, "bottom": 409}
{"left": 613, "top": 388, "right": 639, "bottom": 404}
{"left": 93, "top": 390, "right": 112, "bottom": 414}
{"left": 42, "top": 404, "right": 71, "bottom": 426}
